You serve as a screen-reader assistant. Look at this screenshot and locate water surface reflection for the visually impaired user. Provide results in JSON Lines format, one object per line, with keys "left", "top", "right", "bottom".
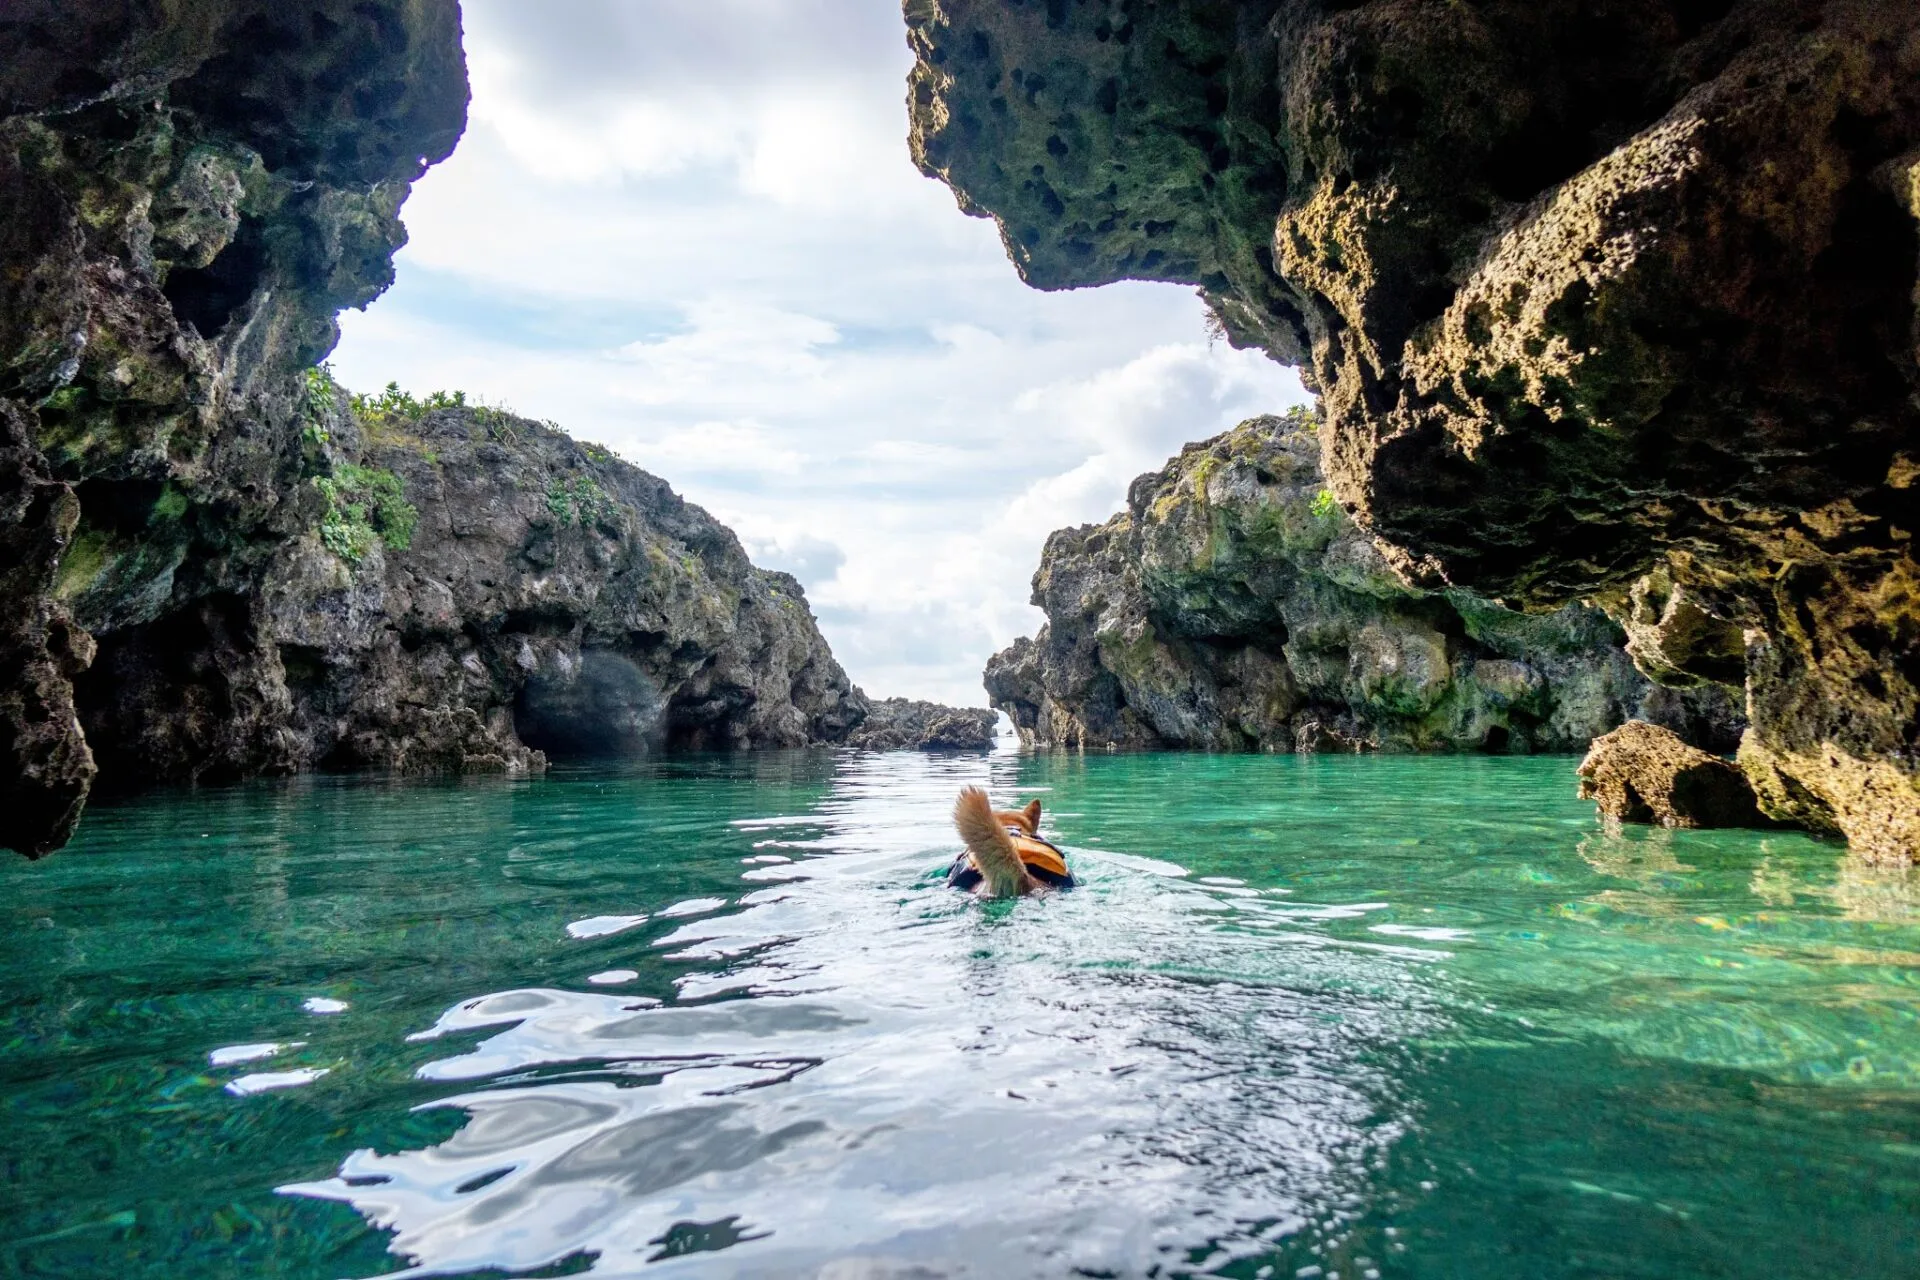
{"left": 288, "top": 752, "right": 1435, "bottom": 1276}
{"left": 4, "top": 751, "right": 1917, "bottom": 1278}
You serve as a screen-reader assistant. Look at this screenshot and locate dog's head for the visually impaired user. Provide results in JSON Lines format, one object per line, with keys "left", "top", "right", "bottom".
{"left": 998, "top": 798, "right": 1042, "bottom": 836}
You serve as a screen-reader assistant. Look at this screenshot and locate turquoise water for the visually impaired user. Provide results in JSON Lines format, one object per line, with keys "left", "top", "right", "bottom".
{"left": 3, "top": 750, "right": 1918, "bottom": 1278}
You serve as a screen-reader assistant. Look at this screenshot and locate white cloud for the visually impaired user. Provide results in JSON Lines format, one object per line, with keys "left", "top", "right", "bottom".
{"left": 639, "top": 421, "right": 806, "bottom": 477}
{"left": 330, "top": 0, "right": 1308, "bottom": 706}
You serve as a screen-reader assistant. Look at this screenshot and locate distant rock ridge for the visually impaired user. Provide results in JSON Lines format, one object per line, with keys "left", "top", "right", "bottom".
{"left": 72, "top": 397, "right": 858, "bottom": 788}
{"left": 986, "top": 412, "right": 1741, "bottom": 755}
{"left": 73, "top": 392, "right": 999, "bottom": 789}
{"left": 846, "top": 699, "right": 1000, "bottom": 751}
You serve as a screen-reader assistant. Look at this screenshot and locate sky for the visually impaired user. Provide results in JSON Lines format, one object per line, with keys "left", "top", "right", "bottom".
{"left": 330, "top": 0, "right": 1306, "bottom": 706}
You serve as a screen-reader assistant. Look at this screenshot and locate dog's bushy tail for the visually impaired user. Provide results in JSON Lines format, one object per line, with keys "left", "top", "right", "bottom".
{"left": 954, "top": 786, "right": 1032, "bottom": 898}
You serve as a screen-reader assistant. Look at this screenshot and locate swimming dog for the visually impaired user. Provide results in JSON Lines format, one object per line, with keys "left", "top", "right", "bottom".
{"left": 949, "top": 787, "right": 1075, "bottom": 897}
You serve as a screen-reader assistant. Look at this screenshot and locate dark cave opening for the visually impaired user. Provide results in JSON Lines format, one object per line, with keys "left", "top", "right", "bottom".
{"left": 515, "top": 650, "right": 665, "bottom": 760}
{"left": 72, "top": 594, "right": 257, "bottom": 791}
{"left": 161, "top": 224, "right": 269, "bottom": 339}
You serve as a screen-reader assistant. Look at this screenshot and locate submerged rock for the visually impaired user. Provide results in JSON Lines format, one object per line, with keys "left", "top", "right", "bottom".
{"left": 986, "top": 413, "right": 1740, "bottom": 754}
{"left": 907, "top": 2, "right": 1920, "bottom": 859}
{"left": 844, "top": 699, "right": 999, "bottom": 751}
{"left": 1579, "top": 722, "right": 1767, "bottom": 830}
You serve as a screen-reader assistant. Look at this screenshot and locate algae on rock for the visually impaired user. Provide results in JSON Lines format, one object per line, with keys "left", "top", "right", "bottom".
{"left": 0, "top": 2, "right": 991, "bottom": 858}
{"left": 70, "top": 391, "right": 878, "bottom": 786}
{"left": 987, "top": 412, "right": 1741, "bottom": 755}
{"left": 0, "top": 0, "right": 470, "bottom": 855}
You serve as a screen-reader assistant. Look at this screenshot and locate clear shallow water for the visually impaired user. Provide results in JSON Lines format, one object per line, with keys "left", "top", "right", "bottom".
{"left": 3, "top": 751, "right": 1918, "bottom": 1279}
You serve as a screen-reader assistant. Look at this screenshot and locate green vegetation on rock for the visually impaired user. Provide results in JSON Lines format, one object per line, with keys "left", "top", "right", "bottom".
{"left": 351, "top": 381, "right": 472, "bottom": 428}
{"left": 315, "top": 465, "right": 417, "bottom": 564}
{"left": 987, "top": 413, "right": 1743, "bottom": 756}
{"left": 545, "top": 474, "right": 615, "bottom": 529}
{"left": 905, "top": 0, "right": 1920, "bottom": 858}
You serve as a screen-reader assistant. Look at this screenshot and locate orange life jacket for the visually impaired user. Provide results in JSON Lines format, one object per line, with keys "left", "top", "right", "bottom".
{"left": 1009, "top": 832, "right": 1071, "bottom": 880}
{"left": 947, "top": 827, "right": 1076, "bottom": 891}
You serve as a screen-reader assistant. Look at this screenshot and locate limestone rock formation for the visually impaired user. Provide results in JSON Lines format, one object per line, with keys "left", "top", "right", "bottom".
{"left": 0, "top": 3, "right": 974, "bottom": 858}
{"left": 907, "top": 0, "right": 1920, "bottom": 860}
{"left": 844, "top": 699, "right": 999, "bottom": 750}
{"left": 986, "top": 412, "right": 1741, "bottom": 753}
{"left": 1579, "top": 721, "right": 1767, "bottom": 830}
{"left": 0, "top": 0, "right": 470, "bottom": 855}
{"left": 69, "top": 396, "right": 877, "bottom": 790}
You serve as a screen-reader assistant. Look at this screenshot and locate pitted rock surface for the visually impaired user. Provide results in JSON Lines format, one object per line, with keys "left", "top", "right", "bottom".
{"left": 0, "top": 4, "right": 974, "bottom": 857}
{"left": 1579, "top": 721, "right": 1768, "bottom": 830}
{"left": 0, "top": 0, "right": 470, "bottom": 855}
{"left": 908, "top": 0, "right": 1920, "bottom": 859}
{"left": 73, "top": 404, "right": 876, "bottom": 786}
{"left": 985, "top": 413, "right": 1741, "bottom": 754}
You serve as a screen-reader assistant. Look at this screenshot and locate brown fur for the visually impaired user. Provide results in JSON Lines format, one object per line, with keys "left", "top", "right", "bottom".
{"left": 953, "top": 787, "right": 1045, "bottom": 898}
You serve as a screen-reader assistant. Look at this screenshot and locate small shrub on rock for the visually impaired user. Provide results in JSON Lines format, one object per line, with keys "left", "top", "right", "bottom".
{"left": 316, "top": 464, "right": 417, "bottom": 564}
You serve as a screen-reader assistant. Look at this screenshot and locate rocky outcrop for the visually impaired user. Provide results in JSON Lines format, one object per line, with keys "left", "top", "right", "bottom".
{"left": 844, "top": 699, "right": 999, "bottom": 750}
{"left": 1579, "top": 722, "right": 1767, "bottom": 830}
{"left": 0, "top": 406, "right": 94, "bottom": 854}
{"left": 907, "top": 0, "right": 1920, "bottom": 861}
{"left": 70, "top": 396, "right": 878, "bottom": 788}
{"left": 0, "top": 3, "right": 969, "bottom": 858}
{"left": 986, "top": 412, "right": 1740, "bottom": 754}
{"left": 0, "top": 0, "right": 468, "bottom": 853}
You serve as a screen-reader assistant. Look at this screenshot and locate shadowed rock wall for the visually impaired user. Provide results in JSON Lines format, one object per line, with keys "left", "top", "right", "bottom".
{"left": 987, "top": 412, "right": 1741, "bottom": 754}
{"left": 67, "top": 400, "right": 876, "bottom": 789}
{"left": 907, "top": 0, "right": 1920, "bottom": 861}
{"left": 0, "top": 0, "right": 470, "bottom": 854}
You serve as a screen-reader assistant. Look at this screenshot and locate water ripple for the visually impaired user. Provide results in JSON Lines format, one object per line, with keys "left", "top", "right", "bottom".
{"left": 7, "top": 751, "right": 1918, "bottom": 1278}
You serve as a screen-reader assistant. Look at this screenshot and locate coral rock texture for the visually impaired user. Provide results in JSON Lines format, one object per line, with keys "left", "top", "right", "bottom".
{"left": 0, "top": 0, "right": 469, "bottom": 855}
{"left": 908, "top": 0, "right": 1920, "bottom": 860}
{"left": 1579, "top": 721, "right": 1767, "bottom": 830}
{"left": 0, "top": 4, "right": 973, "bottom": 858}
{"left": 69, "top": 399, "right": 879, "bottom": 790}
{"left": 985, "top": 413, "right": 1741, "bottom": 753}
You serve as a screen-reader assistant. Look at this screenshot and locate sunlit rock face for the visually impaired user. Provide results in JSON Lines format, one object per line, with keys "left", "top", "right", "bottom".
{"left": 985, "top": 413, "right": 1742, "bottom": 754}
{"left": 909, "top": 0, "right": 1920, "bottom": 860}
{"left": 1578, "top": 720, "right": 1767, "bottom": 831}
{"left": 0, "top": 0, "right": 469, "bottom": 855}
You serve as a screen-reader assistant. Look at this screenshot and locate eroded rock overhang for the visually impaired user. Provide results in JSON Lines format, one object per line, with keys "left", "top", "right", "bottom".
{"left": 0, "top": 0, "right": 470, "bottom": 855}
{"left": 905, "top": 0, "right": 1920, "bottom": 862}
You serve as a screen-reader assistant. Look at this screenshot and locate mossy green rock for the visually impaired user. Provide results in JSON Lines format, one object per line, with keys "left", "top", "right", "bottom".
{"left": 0, "top": 0, "right": 469, "bottom": 856}
{"left": 0, "top": 4, "right": 986, "bottom": 857}
{"left": 74, "top": 401, "right": 876, "bottom": 782}
{"left": 909, "top": 0, "right": 1920, "bottom": 861}
{"left": 986, "top": 413, "right": 1740, "bottom": 754}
